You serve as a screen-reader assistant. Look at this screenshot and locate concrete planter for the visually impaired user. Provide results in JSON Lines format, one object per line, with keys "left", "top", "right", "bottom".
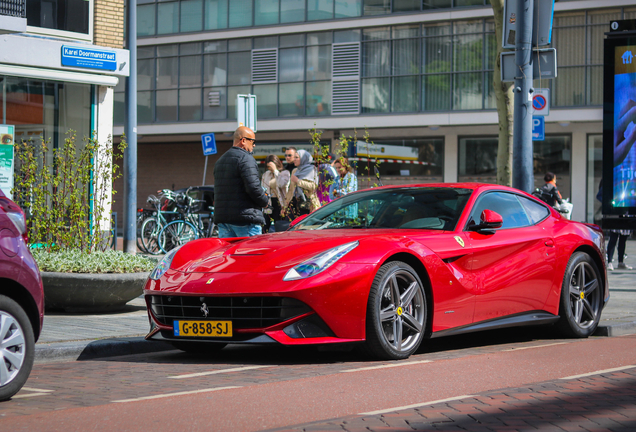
{"left": 42, "top": 272, "right": 150, "bottom": 313}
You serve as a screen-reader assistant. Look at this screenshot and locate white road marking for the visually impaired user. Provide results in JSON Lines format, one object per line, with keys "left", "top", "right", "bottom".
{"left": 341, "top": 360, "right": 432, "bottom": 373}
{"left": 112, "top": 386, "right": 241, "bottom": 403}
{"left": 21, "top": 387, "right": 54, "bottom": 393}
{"left": 559, "top": 365, "right": 636, "bottom": 380}
{"left": 360, "top": 395, "right": 476, "bottom": 416}
{"left": 168, "top": 365, "right": 271, "bottom": 379}
{"left": 12, "top": 393, "right": 53, "bottom": 399}
{"left": 12, "top": 387, "right": 55, "bottom": 399}
{"left": 503, "top": 342, "right": 570, "bottom": 351}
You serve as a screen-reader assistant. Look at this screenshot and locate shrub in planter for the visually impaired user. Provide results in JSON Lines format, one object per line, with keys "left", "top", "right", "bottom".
{"left": 12, "top": 131, "right": 152, "bottom": 312}
{"left": 33, "top": 249, "right": 156, "bottom": 313}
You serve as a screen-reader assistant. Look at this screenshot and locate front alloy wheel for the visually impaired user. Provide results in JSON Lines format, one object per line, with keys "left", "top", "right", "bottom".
{"left": 557, "top": 252, "right": 603, "bottom": 338}
{"left": 365, "top": 261, "right": 427, "bottom": 360}
{"left": 0, "top": 295, "right": 35, "bottom": 401}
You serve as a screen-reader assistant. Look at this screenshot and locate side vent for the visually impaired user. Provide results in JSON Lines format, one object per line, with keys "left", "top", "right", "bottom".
{"left": 332, "top": 43, "right": 360, "bottom": 115}
{"left": 252, "top": 49, "right": 278, "bottom": 83}
{"left": 332, "top": 43, "right": 360, "bottom": 78}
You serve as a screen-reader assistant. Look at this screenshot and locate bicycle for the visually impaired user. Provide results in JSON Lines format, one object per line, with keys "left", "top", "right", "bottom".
{"left": 139, "top": 190, "right": 179, "bottom": 254}
{"left": 157, "top": 188, "right": 218, "bottom": 253}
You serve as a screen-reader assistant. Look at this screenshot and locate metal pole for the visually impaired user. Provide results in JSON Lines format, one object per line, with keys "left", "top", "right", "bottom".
{"left": 202, "top": 155, "right": 208, "bottom": 185}
{"left": 123, "top": 0, "right": 138, "bottom": 253}
{"left": 512, "top": 0, "right": 534, "bottom": 193}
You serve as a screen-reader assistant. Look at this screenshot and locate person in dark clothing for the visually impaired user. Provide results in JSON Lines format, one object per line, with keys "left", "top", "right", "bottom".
{"left": 213, "top": 126, "right": 269, "bottom": 238}
{"left": 283, "top": 146, "right": 297, "bottom": 173}
{"left": 539, "top": 172, "right": 563, "bottom": 207}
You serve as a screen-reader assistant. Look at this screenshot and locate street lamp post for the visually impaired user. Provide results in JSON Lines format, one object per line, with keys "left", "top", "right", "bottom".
{"left": 123, "top": 0, "right": 138, "bottom": 254}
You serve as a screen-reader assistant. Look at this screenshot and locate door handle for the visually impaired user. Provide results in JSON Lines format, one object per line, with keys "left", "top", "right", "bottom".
{"left": 544, "top": 239, "right": 555, "bottom": 247}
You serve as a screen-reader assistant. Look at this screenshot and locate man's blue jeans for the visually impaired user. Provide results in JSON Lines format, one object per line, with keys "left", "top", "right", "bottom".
{"left": 218, "top": 223, "right": 262, "bottom": 238}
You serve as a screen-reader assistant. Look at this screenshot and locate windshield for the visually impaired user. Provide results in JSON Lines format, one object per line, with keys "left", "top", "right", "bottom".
{"left": 292, "top": 187, "right": 473, "bottom": 231}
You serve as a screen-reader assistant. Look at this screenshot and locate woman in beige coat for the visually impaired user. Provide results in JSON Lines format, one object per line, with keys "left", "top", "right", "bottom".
{"left": 274, "top": 149, "right": 320, "bottom": 219}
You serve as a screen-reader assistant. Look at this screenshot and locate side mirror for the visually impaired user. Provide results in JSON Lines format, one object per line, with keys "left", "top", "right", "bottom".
{"left": 468, "top": 209, "right": 503, "bottom": 232}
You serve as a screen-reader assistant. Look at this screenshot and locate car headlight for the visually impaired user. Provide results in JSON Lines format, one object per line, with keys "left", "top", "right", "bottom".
{"left": 149, "top": 247, "right": 181, "bottom": 280}
{"left": 283, "top": 241, "right": 359, "bottom": 281}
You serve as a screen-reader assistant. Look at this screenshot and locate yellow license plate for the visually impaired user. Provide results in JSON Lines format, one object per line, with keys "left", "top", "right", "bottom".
{"left": 173, "top": 320, "right": 232, "bottom": 337}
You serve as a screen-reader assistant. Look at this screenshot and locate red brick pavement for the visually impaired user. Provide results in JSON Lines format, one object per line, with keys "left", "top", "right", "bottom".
{"left": 268, "top": 368, "right": 636, "bottom": 432}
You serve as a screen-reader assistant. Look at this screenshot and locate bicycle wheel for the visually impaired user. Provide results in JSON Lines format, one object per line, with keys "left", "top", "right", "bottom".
{"left": 159, "top": 220, "right": 199, "bottom": 253}
{"left": 140, "top": 217, "right": 162, "bottom": 255}
{"left": 136, "top": 213, "right": 147, "bottom": 251}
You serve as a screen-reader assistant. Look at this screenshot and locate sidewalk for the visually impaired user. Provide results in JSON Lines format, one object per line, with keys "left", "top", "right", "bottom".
{"left": 34, "top": 241, "right": 636, "bottom": 363}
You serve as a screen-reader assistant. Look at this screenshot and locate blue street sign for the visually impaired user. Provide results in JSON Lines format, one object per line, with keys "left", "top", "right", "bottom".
{"left": 201, "top": 133, "right": 217, "bottom": 155}
{"left": 532, "top": 116, "right": 545, "bottom": 141}
{"left": 61, "top": 46, "right": 117, "bottom": 71}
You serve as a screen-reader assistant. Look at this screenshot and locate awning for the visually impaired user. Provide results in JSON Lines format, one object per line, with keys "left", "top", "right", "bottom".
{"left": 0, "top": 64, "right": 119, "bottom": 86}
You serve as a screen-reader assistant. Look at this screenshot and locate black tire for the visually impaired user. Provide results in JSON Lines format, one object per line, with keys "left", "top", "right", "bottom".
{"left": 159, "top": 220, "right": 198, "bottom": 253}
{"left": 0, "top": 295, "right": 35, "bottom": 401}
{"left": 171, "top": 341, "right": 227, "bottom": 354}
{"left": 556, "top": 252, "right": 603, "bottom": 338}
{"left": 140, "top": 217, "right": 161, "bottom": 255}
{"left": 364, "top": 261, "right": 427, "bottom": 360}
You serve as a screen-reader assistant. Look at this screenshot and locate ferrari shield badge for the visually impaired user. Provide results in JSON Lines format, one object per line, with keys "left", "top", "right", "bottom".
{"left": 206, "top": 278, "right": 214, "bottom": 284}
{"left": 454, "top": 236, "right": 465, "bottom": 248}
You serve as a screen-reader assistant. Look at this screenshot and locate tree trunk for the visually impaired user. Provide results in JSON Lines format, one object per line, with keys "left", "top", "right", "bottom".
{"left": 490, "top": 0, "right": 514, "bottom": 186}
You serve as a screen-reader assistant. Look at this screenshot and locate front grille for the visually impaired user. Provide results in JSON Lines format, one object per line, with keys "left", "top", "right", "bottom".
{"left": 149, "top": 295, "right": 311, "bottom": 329}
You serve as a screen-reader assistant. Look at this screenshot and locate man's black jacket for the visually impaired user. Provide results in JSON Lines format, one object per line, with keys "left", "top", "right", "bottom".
{"left": 214, "top": 146, "right": 268, "bottom": 225}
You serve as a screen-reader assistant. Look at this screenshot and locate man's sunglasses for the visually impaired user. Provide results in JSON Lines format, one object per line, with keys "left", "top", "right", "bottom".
{"left": 243, "top": 137, "right": 256, "bottom": 144}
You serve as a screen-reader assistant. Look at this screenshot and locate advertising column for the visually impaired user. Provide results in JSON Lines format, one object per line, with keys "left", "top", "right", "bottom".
{"left": 0, "top": 125, "right": 14, "bottom": 197}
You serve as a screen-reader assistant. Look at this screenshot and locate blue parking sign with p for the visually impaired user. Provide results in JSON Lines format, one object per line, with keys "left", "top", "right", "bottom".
{"left": 532, "top": 116, "right": 545, "bottom": 141}
{"left": 201, "top": 133, "right": 217, "bottom": 155}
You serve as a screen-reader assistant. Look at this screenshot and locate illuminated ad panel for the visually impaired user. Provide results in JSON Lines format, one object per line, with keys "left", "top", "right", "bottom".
{"left": 613, "top": 44, "right": 636, "bottom": 208}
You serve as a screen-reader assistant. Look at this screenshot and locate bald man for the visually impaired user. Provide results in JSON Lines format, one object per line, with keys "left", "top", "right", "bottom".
{"left": 213, "top": 126, "right": 268, "bottom": 237}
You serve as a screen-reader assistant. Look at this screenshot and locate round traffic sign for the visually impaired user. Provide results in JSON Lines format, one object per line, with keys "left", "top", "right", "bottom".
{"left": 533, "top": 95, "right": 547, "bottom": 111}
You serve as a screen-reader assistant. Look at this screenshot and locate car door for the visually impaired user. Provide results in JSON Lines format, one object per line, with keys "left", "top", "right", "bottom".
{"left": 465, "top": 191, "right": 556, "bottom": 323}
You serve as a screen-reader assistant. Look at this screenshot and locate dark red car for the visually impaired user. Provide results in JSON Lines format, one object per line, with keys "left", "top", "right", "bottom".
{"left": 145, "top": 183, "right": 608, "bottom": 360}
{"left": 0, "top": 190, "right": 44, "bottom": 401}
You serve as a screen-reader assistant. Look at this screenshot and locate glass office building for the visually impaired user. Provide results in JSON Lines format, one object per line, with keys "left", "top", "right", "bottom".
{"left": 113, "top": 0, "right": 635, "bottom": 223}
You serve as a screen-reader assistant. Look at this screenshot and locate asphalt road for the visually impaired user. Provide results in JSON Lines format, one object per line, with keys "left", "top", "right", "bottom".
{"left": 2, "top": 328, "right": 635, "bottom": 431}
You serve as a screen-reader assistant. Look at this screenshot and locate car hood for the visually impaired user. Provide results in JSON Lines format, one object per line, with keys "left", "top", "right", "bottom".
{"left": 171, "top": 229, "right": 443, "bottom": 274}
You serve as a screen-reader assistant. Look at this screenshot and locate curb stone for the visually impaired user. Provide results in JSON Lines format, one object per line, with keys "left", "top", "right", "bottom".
{"left": 35, "top": 337, "right": 174, "bottom": 363}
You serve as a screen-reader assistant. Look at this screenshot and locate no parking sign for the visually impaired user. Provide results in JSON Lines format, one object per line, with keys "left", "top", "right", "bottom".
{"left": 532, "top": 88, "right": 550, "bottom": 116}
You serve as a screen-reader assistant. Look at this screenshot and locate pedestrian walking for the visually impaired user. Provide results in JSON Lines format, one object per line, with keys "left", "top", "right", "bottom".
{"left": 283, "top": 146, "right": 297, "bottom": 173}
{"left": 316, "top": 152, "right": 338, "bottom": 205}
{"left": 537, "top": 172, "right": 563, "bottom": 207}
{"left": 607, "top": 229, "right": 633, "bottom": 271}
{"left": 213, "top": 126, "right": 269, "bottom": 238}
{"left": 281, "top": 149, "right": 320, "bottom": 218}
{"left": 261, "top": 154, "right": 284, "bottom": 233}
{"left": 333, "top": 156, "right": 358, "bottom": 219}
{"left": 333, "top": 157, "right": 358, "bottom": 198}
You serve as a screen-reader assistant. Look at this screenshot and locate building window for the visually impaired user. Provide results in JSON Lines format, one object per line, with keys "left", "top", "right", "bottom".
{"left": 587, "top": 134, "right": 602, "bottom": 225}
{"left": 26, "top": 0, "right": 90, "bottom": 34}
{"left": 533, "top": 135, "right": 572, "bottom": 201}
{"left": 358, "top": 138, "right": 444, "bottom": 187}
{"left": 136, "top": 0, "right": 496, "bottom": 37}
{"left": 458, "top": 137, "right": 498, "bottom": 183}
{"left": 458, "top": 135, "right": 572, "bottom": 194}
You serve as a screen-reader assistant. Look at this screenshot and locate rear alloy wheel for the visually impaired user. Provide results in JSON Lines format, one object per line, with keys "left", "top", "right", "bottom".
{"left": 365, "top": 261, "right": 427, "bottom": 360}
{"left": 0, "top": 295, "right": 35, "bottom": 401}
{"left": 557, "top": 252, "right": 603, "bottom": 338}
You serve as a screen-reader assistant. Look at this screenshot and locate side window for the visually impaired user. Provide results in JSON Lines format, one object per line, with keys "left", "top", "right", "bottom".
{"left": 467, "top": 192, "right": 531, "bottom": 230}
{"left": 518, "top": 195, "right": 550, "bottom": 224}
